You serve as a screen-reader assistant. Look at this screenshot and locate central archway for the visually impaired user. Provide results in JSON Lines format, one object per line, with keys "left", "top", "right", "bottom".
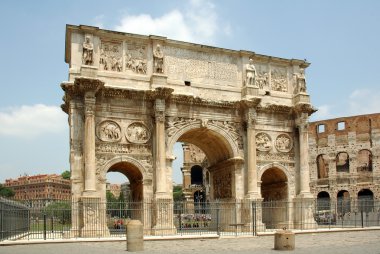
{"left": 167, "top": 123, "right": 241, "bottom": 202}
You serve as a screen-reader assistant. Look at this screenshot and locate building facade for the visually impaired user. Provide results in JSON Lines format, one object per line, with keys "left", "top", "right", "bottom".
{"left": 308, "top": 113, "right": 380, "bottom": 207}
{"left": 61, "top": 24, "right": 316, "bottom": 236}
{"left": 4, "top": 174, "right": 71, "bottom": 208}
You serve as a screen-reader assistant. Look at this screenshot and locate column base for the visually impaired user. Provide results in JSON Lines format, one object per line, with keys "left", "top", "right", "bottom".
{"left": 293, "top": 197, "right": 317, "bottom": 230}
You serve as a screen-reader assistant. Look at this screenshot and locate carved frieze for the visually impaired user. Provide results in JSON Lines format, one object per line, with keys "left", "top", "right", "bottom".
{"left": 209, "top": 120, "right": 243, "bottom": 149}
{"left": 96, "top": 120, "right": 121, "bottom": 142}
{"left": 125, "top": 42, "right": 147, "bottom": 74}
{"left": 99, "top": 41, "right": 122, "bottom": 72}
{"left": 271, "top": 68, "right": 287, "bottom": 92}
{"left": 213, "top": 169, "right": 232, "bottom": 199}
{"left": 257, "top": 151, "right": 295, "bottom": 162}
{"left": 126, "top": 122, "right": 150, "bottom": 144}
{"left": 256, "top": 71, "right": 269, "bottom": 89}
{"left": 256, "top": 132, "right": 272, "bottom": 151}
{"left": 166, "top": 117, "right": 198, "bottom": 137}
{"left": 96, "top": 143, "right": 151, "bottom": 154}
{"left": 275, "top": 134, "right": 293, "bottom": 152}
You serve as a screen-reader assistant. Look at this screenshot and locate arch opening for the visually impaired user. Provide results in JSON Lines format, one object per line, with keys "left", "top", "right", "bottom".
{"left": 108, "top": 161, "right": 143, "bottom": 202}
{"left": 172, "top": 127, "right": 237, "bottom": 202}
{"left": 317, "top": 154, "right": 329, "bottom": 179}
{"left": 357, "top": 150, "right": 373, "bottom": 172}
{"left": 358, "top": 189, "right": 374, "bottom": 213}
{"left": 191, "top": 165, "right": 203, "bottom": 185}
{"left": 317, "top": 191, "right": 330, "bottom": 211}
{"left": 261, "top": 167, "right": 288, "bottom": 229}
{"left": 336, "top": 152, "right": 349, "bottom": 173}
{"left": 261, "top": 167, "right": 288, "bottom": 201}
{"left": 337, "top": 190, "right": 350, "bottom": 215}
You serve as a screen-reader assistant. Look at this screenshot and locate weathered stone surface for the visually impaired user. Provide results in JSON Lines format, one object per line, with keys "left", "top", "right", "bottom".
{"left": 62, "top": 24, "right": 315, "bottom": 235}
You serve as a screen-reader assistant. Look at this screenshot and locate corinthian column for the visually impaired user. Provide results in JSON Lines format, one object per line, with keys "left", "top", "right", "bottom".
{"left": 296, "top": 113, "right": 313, "bottom": 198}
{"left": 154, "top": 98, "right": 167, "bottom": 196}
{"left": 246, "top": 108, "right": 259, "bottom": 198}
{"left": 84, "top": 92, "right": 96, "bottom": 193}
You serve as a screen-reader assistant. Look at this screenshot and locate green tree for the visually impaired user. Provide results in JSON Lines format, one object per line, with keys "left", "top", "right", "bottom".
{"left": 43, "top": 201, "right": 71, "bottom": 224}
{"left": 0, "top": 184, "right": 15, "bottom": 198}
{"left": 61, "top": 170, "right": 71, "bottom": 180}
{"left": 173, "top": 185, "right": 183, "bottom": 202}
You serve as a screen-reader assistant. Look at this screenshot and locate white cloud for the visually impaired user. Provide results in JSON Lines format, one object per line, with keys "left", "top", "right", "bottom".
{"left": 310, "top": 104, "right": 335, "bottom": 121}
{"left": 114, "top": 0, "right": 229, "bottom": 45}
{"left": 0, "top": 104, "right": 67, "bottom": 138}
{"left": 348, "top": 88, "right": 380, "bottom": 116}
{"left": 93, "top": 14, "right": 105, "bottom": 28}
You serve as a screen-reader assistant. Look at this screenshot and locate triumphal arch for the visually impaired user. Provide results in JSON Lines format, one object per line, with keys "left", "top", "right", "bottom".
{"left": 61, "top": 24, "right": 316, "bottom": 236}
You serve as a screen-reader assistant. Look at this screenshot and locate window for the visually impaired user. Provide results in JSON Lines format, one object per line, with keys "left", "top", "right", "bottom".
{"left": 317, "top": 124, "right": 325, "bottom": 133}
{"left": 184, "top": 81, "right": 191, "bottom": 86}
{"left": 337, "top": 121, "right": 345, "bottom": 130}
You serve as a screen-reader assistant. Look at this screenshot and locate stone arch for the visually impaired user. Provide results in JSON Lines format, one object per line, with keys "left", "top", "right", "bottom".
{"left": 358, "top": 188, "right": 374, "bottom": 212}
{"left": 336, "top": 152, "right": 349, "bottom": 173}
{"left": 101, "top": 155, "right": 150, "bottom": 202}
{"left": 259, "top": 163, "right": 290, "bottom": 201}
{"left": 357, "top": 149, "right": 373, "bottom": 172}
{"left": 317, "top": 191, "right": 331, "bottom": 211}
{"left": 167, "top": 121, "right": 240, "bottom": 164}
{"left": 316, "top": 154, "right": 329, "bottom": 179}
{"left": 337, "top": 190, "right": 350, "bottom": 215}
{"left": 258, "top": 163, "right": 291, "bottom": 183}
{"left": 167, "top": 121, "right": 241, "bottom": 200}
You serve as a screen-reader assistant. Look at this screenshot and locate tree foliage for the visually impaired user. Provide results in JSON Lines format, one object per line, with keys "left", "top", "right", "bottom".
{"left": 173, "top": 185, "right": 183, "bottom": 201}
{"left": 61, "top": 170, "right": 71, "bottom": 180}
{"left": 43, "top": 201, "right": 71, "bottom": 224}
{"left": 0, "top": 184, "right": 15, "bottom": 198}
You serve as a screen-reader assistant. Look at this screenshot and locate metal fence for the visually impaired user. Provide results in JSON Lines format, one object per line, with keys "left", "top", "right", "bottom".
{"left": 1, "top": 197, "right": 380, "bottom": 241}
{"left": 0, "top": 198, "right": 29, "bottom": 240}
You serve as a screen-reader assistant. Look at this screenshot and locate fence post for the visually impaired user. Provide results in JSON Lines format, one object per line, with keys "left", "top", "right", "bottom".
{"left": 252, "top": 201, "right": 257, "bottom": 236}
{"left": 0, "top": 202, "right": 3, "bottom": 241}
{"left": 361, "top": 210, "right": 364, "bottom": 228}
{"left": 43, "top": 214, "right": 47, "bottom": 240}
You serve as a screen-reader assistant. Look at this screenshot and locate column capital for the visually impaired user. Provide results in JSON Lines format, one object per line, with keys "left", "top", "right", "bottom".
{"left": 75, "top": 77, "right": 104, "bottom": 94}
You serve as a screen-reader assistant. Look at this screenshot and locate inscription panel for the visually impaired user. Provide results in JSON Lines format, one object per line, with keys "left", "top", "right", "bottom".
{"left": 165, "top": 46, "right": 240, "bottom": 85}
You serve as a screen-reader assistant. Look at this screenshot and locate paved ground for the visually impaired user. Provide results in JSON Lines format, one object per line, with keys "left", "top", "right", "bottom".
{"left": 1, "top": 230, "right": 380, "bottom": 254}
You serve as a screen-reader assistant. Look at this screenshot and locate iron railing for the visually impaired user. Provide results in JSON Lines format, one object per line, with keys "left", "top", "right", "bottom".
{"left": 1, "top": 197, "right": 379, "bottom": 241}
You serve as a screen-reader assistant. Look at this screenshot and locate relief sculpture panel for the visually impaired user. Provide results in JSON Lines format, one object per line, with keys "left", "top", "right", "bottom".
{"left": 213, "top": 169, "right": 232, "bottom": 199}
{"left": 256, "top": 132, "right": 272, "bottom": 151}
{"left": 125, "top": 42, "right": 147, "bottom": 74}
{"left": 96, "top": 120, "right": 121, "bottom": 142}
{"left": 126, "top": 122, "right": 151, "bottom": 144}
{"left": 271, "top": 68, "right": 288, "bottom": 92}
{"left": 275, "top": 134, "right": 293, "bottom": 152}
{"left": 99, "top": 41, "right": 122, "bottom": 72}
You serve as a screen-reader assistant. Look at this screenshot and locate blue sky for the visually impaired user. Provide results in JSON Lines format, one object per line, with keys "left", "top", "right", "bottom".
{"left": 0, "top": 0, "right": 379, "bottom": 184}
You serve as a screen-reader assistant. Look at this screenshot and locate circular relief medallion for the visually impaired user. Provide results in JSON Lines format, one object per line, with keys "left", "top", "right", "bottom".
{"left": 126, "top": 122, "right": 150, "bottom": 144}
{"left": 96, "top": 120, "right": 121, "bottom": 142}
{"left": 275, "top": 133, "right": 293, "bottom": 152}
{"left": 256, "top": 132, "right": 272, "bottom": 151}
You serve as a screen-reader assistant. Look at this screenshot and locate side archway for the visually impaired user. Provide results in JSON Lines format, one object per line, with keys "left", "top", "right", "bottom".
{"left": 101, "top": 156, "right": 149, "bottom": 202}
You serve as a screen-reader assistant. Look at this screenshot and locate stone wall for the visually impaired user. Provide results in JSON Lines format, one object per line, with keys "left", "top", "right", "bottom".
{"left": 308, "top": 113, "right": 380, "bottom": 200}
